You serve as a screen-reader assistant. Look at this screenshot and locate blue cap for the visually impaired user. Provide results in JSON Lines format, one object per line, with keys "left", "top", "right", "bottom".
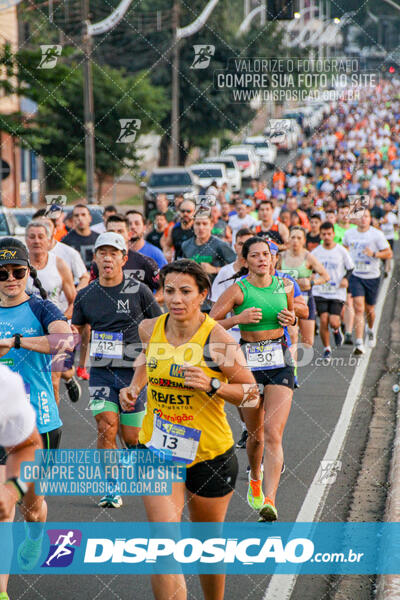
{"left": 267, "top": 240, "right": 279, "bottom": 255}
{"left": 243, "top": 199, "right": 253, "bottom": 207}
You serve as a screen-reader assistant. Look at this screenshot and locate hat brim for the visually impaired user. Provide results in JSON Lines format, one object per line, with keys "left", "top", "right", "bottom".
{"left": 0, "top": 258, "right": 29, "bottom": 266}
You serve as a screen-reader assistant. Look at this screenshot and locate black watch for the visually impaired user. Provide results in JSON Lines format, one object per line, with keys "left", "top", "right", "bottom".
{"left": 14, "top": 334, "right": 22, "bottom": 349}
{"left": 5, "top": 477, "right": 28, "bottom": 503}
{"left": 207, "top": 378, "right": 221, "bottom": 397}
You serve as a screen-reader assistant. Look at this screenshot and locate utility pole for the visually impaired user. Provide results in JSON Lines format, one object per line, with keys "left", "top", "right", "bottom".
{"left": 170, "top": 0, "right": 180, "bottom": 166}
{"left": 82, "top": 0, "right": 96, "bottom": 203}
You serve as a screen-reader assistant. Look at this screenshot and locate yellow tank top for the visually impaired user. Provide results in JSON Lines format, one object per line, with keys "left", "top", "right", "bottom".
{"left": 139, "top": 313, "right": 234, "bottom": 466}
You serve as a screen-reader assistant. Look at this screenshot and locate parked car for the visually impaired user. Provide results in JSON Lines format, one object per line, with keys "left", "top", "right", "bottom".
{"left": 203, "top": 155, "right": 242, "bottom": 192}
{"left": 143, "top": 167, "right": 200, "bottom": 217}
{"left": 243, "top": 136, "right": 277, "bottom": 169}
{"left": 189, "top": 163, "right": 229, "bottom": 192}
{"left": 221, "top": 145, "right": 260, "bottom": 179}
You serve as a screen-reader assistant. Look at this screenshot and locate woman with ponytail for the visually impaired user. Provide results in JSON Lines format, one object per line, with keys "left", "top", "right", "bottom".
{"left": 210, "top": 236, "right": 296, "bottom": 522}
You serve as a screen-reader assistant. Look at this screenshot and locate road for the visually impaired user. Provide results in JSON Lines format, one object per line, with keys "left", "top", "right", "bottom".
{"left": 8, "top": 269, "right": 393, "bottom": 600}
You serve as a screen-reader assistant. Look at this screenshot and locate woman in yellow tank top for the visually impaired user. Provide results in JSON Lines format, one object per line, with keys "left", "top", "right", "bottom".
{"left": 119, "top": 259, "right": 257, "bottom": 600}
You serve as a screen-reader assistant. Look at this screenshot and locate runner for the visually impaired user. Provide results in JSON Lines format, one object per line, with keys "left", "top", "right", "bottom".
{"left": 379, "top": 200, "right": 397, "bottom": 277}
{"left": 280, "top": 227, "right": 329, "bottom": 353}
{"left": 24, "top": 221, "right": 80, "bottom": 404}
{"left": 72, "top": 232, "right": 162, "bottom": 508}
{"left": 228, "top": 199, "right": 257, "bottom": 244}
{"left": 62, "top": 204, "right": 99, "bottom": 269}
{"left": 163, "top": 199, "right": 195, "bottom": 260}
{"left": 0, "top": 366, "right": 44, "bottom": 599}
{"left": 343, "top": 209, "right": 392, "bottom": 354}
{"left": 126, "top": 210, "right": 168, "bottom": 268}
{"left": 119, "top": 259, "right": 258, "bottom": 600}
{"left": 254, "top": 200, "right": 289, "bottom": 250}
{"left": 0, "top": 238, "right": 73, "bottom": 572}
{"left": 306, "top": 213, "right": 322, "bottom": 251}
{"left": 91, "top": 205, "right": 117, "bottom": 234}
{"left": 311, "top": 222, "right": 355, "bottom": 361}
{"left": 210, "top": 237, "right": 297, "bottom": 521}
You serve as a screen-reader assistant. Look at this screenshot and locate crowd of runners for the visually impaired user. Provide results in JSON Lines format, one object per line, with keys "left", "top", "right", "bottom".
{"left": 0, "top": 79, "right": 399, "bottom": 599}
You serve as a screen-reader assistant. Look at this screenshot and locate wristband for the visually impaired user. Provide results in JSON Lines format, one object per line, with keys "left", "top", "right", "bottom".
{"left": 14, "top": 334, "right": 22, "bottom": 349}
{"left": 5, "top": 477, "right": 28, "bottom": 503}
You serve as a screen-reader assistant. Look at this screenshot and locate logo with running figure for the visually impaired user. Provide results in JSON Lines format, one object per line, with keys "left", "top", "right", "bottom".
{"left": 38, "top": 45, "right": 62, "bottom": 69}
{"left": 116, "top": 119, "right": 141, "bottom": 143}
{"left": 42, "top": 529, "right": 82, "bottom": 568}
{"left": 191, "top": 45, "right": 215, "bottom": 69}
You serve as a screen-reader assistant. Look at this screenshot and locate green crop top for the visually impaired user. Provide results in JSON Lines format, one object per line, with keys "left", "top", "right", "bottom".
{"left": 280, "top": 254, "right": 312, "bottom": 280}
{"left": 233, "top": 277, "right": 288, "bottom": 332}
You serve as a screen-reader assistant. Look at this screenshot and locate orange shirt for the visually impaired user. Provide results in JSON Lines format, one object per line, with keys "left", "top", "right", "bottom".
{"left": 54, "top": 223, "right": 68, "bottom": 241}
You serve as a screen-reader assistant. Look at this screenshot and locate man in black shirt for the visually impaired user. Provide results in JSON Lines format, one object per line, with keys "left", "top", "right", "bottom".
{"left": 90, "top": 214, "right": 159, "bottom": 291}
{"left": 146, "top": 213, "right": 167, "bottom": 249}
{"left": 163, "top": 199, "right": 195, "bottom": 259}
{"left": 306, "top": 213, "right": 322, "bottom": 251}
{"left": 62, "top": 204, "right": 99, "bottom": 269}
{"left": 72, "top": 232, "right": 162, "bottom": 509}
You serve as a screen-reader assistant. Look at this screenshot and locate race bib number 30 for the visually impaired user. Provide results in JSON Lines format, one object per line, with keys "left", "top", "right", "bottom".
{"left": 245, "top": 341, "right": 285, "bottom": 371}
{"left": 90, "top": 331, "right": 123, "bottom": 359}
{"left": 148, "top": 415, "right": 201, "bottom": 464}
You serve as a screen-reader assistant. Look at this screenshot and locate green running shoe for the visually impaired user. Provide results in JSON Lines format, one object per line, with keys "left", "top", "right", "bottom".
{"left": 17, "top": 529, "right": 44, "bottom": 571}
{"left": 247, "top": 471, "right": 264, "bottom": 511}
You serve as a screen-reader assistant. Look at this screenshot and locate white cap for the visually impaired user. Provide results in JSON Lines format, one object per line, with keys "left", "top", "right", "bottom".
{"left": 94, "top": 232, "right": 126, "bottom": 252}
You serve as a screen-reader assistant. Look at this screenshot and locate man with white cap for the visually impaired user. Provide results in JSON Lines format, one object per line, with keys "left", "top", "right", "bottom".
{"left": 71, "top": 232, "right": 162, "bottom": 509}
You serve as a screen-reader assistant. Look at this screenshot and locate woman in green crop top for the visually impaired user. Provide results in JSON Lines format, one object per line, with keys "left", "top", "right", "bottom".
{"left": 210, "top": 237, "right": 296, "bottom": 522}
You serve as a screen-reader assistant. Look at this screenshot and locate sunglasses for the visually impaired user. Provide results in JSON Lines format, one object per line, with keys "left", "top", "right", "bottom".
{"left": 0, "top": 267, "right": 28, "bottom": 281}
{"left": 180, "top": 209, "right": 192, "bottom": 213}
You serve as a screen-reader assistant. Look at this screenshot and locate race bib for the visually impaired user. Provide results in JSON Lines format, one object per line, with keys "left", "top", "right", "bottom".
{"left": 90, "top": 331, "right": 123, "bottom": 359}
{"left": 319, "top": 281, "right": 337, "bottom": 294}
{"left": 355, "top": 260, "right": 372, "bottom": 273}
{"left": 244, "top": 341, "right": 285, "bottom": 371}
{"left": 148, "top": 415, "right": 201, "bottom": 464}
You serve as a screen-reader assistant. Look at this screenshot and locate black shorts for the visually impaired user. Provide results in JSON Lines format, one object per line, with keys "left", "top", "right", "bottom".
{"left": 302, "top": 293, "right": 317, "bottom": 321}
{"left": 240, "top": 337, "right": 295, "bottom": 390}
{"left": 0, "top": 428, "right": 62, "bottom": 467}
{"left": 388, "top": 238, "right": 395, "bottom": 250}
{"left": 349, "top": 275, "right": 380, "bottom": 306}
{"left": 314, "top": 297, "right": 344, "bottom": 316}
{"left": 0, "top": 445, "right": 6, "bottom": 466}
{"left": 186, "top": 446, "right": 238, "bottom": 498}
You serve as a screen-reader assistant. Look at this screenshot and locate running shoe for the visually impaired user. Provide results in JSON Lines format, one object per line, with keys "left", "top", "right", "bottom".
{"left": 366, "top": 330, "right": 376, "bottom": 348}
{"left": 344, "top": 333, "right": 353, "bottom": 345}
{"left": 236, "top": 430, "right": 248, "bottom": 449}
{"left": 258, "top": 497, "right": 278, "bottom": 522}
{"left": 65, "top": 376, "right": 81, "bottom": 403}
{"left": 76, "top": 366, "right": 90, "bottom": 381}
{"left": 333, "top": 328, "right": 344, "bottom": 347}
{"left": 17, "top": 529, "right": 44, "bottom": 570}
{"left": 247, "top": 472, "right": 264, "bottom": 511}
{"left": 0, "top": 593, "right": 10, "bottom": 600}
{"left": 98, "top": 494, "right": 123, "bottom": 508}
{"left": 323, "top": 349, "right": 332, "bottom": 362}
{"left": 353, "top": 341, "right": 365, "bottom": 356}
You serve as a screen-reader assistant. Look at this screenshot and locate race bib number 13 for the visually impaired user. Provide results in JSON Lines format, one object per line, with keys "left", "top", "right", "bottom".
{"left": 148, "top": 415, "right": 201, "bottom": 464}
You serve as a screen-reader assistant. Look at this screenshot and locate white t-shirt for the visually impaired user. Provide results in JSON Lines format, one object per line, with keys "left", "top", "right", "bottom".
{"left": 380, "top": 212, "right": 397, "bottom": 240}
{"left": 91, "top": 222, "right": 106, "bottom": 234}
{"left": 0, "top": 365, "right": 36, "bottom": 447}
{"left": 228, "top": 214, "right": 257, "bottom": 244}
{"left": 311, "top": 244, "right": 354, "bottom": 302}
{"left": 51, "top": 241, "right": 87, "bottom": 282}
{"left": 343, "top": 226, "right": 389, "bottom": 279}
{"left": 210, "top": 262, "right": 240, "bottom": 342}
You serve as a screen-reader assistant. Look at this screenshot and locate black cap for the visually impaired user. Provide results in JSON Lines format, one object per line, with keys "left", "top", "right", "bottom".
{"left": 0, "top": 241, "right": 29, "bottom": 266}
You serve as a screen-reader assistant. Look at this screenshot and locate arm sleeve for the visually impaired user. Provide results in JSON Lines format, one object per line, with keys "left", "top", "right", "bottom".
{"left": 29, "top": 297, "right": 67, "bottom": 333}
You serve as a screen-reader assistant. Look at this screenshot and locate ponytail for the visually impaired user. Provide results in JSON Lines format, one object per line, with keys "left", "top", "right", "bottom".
{"left": 220, "top": 265, "right": 248, "bottom": 284}
{"left": 29, "top": 265, "right": 48, "bottom": 300}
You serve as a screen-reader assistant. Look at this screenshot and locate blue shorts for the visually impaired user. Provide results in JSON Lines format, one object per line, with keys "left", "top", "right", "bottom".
{"left": 349, "top": 275, "right": 380, "bottom": 306}
{"left": 89, "top": 367, "right": 146, "bottom": 416}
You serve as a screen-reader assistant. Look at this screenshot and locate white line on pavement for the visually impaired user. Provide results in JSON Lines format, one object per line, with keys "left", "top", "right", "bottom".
{"left": 262, "top": 268, "right": 393, "bottom": 600}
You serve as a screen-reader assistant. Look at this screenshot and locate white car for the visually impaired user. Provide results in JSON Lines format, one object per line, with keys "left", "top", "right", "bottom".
{"left": 221, "top": 145, "right": 260, "bottom": 179}
{"left": 189, "top": 163, "right": 229, "bottom": 192}
{"left": 243, "top": 136, "right": 277, "bottom": 169}
{"left": 203, "top": 156, "right": 242, "bottom": 192}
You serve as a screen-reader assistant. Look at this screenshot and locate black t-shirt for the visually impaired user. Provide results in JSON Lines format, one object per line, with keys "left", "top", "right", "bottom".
{"left": 146, "top": 229, "right": 163, "bottom": 249}
{"left": 172, "top": 223, "right": 194, "bottom": 259}
{"left": 62, "top": 229, "right": 99, "bottom": 269}
{"left": 306, "top": 232, "right": 321, "bottom": 251}
{"left": 90, "top": 249, "right": 159, "bottom": 290}
{"left": 72, "top": 276, "right": 162, "bottom": 366}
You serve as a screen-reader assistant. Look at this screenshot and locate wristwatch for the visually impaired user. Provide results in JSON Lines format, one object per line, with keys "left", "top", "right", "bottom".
{"left": 291, "top": 316, "right": 298, "bottom": 326}
{"left": 13, "top": 334, "right": 22, "bottom": 349}
{"left": 5, "top": 477, "right": 28, "bottom": 503}
{"left": 207, "top": 378, "right": 221, "bottom": 397}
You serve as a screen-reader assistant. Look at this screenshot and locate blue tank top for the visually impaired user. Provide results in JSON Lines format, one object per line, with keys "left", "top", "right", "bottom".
{"left": 0, "top": 295, "right": 65, "bottom": 433}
